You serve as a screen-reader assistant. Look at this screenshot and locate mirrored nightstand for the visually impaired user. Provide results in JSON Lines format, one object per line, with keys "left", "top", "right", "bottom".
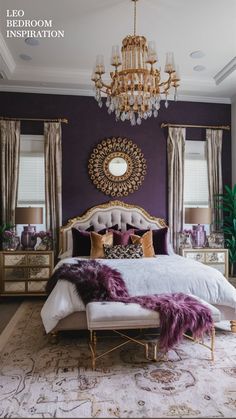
{"left": 0, "top": 250, "right": 53, "bottom": 296}
{"left": 180, "top": 248, "right": 229, "bottom": 278}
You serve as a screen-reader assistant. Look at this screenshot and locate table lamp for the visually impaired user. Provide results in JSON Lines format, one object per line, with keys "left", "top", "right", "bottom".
{"left": 185, "top": 207, "right": 212, "bottom": 248}
{"left": 15, "top": 207, "right": 43, "bottom": 250}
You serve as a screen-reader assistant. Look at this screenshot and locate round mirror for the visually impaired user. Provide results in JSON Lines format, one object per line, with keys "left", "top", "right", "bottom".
{"left": 108, "top": 157, "right": 128, "bottom": 177}
{"left": 88, "top": 137, "right": 147, "bottom": 197}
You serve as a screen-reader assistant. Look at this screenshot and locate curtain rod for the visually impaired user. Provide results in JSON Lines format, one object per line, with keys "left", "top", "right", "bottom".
{"left": 0, "top": 116, "right": 68, "bottom": 124}
{"left": 161, "top": 123, "right": 230, "bottom": 131}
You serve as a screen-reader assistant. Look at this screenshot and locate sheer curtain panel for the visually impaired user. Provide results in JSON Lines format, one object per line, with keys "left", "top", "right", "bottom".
{"left": 44, "top": 122, "right": 62, "bottom": 256}
{"left": 0, "top": 120, "right": 20, "bottom": 224}
{"left": 167, "top": 127, "right": 186, "bottom": 252}
{"left": 206, "top": 129, "right": 223, "bottom": 231}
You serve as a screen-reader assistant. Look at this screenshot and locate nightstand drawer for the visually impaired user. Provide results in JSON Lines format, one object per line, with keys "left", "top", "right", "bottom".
{"left": 4, "top": 282, "right": 26, "bottom": 293}
{"left": 4, "top": 254, "right": 27, "bottom": 266}
{"left": 28, "top": 281, "right": 48, "bottom": 292}
{"left": 4, "top": 267, "right": 27, "bottom": 281}
{"left": 184, "top": 252, "right": 205, "bottom": 262}
{"left": 28, "top": 254, "right": 50, "bottom": 266}
{"left": 29, "top": 267, "right": 50, "bottom": 279}
{"left": 205, "top": 252, "right": 225, "bottom": 263}
{"left": 209, "top": 264, "right": 225, "bottom": 274}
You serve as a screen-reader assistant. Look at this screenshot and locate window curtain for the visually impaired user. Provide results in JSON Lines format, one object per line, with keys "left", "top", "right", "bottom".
{"left": 44, "top": 122, "right": 62, "bottom": 256}
{"left": 206, "top": 129, "right": 223, "bottom": 231}
{"left": 0, "top": 120, "right": 20, "bottom": 224}
{"left": 167, "top": 127, "right": 186, "bottom": 252}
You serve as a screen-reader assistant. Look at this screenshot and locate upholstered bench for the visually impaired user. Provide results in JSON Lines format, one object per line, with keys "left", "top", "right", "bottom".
{"left": 86, "top": 298, "right": 221, "bottom": 369}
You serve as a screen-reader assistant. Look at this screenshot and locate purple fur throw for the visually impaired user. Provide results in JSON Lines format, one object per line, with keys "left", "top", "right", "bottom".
{"left": 46, "top": 260, "right": 213, "bottom": 351}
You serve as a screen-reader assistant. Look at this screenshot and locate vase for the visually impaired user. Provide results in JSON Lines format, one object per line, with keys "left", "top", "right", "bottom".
{"left": 2, "top": 236, "right": 20, "bottom": 251}
{"left": 21, "top": 226, "right": 37, "bottom": 250}
{"left": 191, "top": 225, "right": 207, "bottom": 248}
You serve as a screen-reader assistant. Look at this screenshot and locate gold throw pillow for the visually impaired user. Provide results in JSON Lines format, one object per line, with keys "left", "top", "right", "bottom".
{"left": 131, "top": 230, "right": 155, "bottom": 257}
{"left": 90, "top": 231, "right": 113, "bottom": 258}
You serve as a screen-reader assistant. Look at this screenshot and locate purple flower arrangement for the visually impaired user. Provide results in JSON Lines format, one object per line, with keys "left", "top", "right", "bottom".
{"left": 1, "top": 228, "right": 19, "bottom": 250}
{"left": 183, "top": 229, "right": 193, "bottom": 235}
{"left": 36, "top": 230, "right": 53, "bottom": 250}
{"left": 3, "top": 230, "right": 15, "bottom": 241}
{"left": 36, "top": 230, "right": 52, "bottom": 240}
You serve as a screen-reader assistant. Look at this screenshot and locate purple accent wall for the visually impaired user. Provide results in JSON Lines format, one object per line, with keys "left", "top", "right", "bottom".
{"left": 0, "top": 92, "right": 231, "bottom": 224}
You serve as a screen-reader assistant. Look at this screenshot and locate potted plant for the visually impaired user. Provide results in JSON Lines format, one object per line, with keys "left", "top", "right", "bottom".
{"left": 216, "top": 184, "right": 236, "bottom": 276}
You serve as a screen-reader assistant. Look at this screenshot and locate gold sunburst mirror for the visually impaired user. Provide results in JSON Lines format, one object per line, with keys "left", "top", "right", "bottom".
{"left": 88, "top": 137, "right": 147, "bottom": 197}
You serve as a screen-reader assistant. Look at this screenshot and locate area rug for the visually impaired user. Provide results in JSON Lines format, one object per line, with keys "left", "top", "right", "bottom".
{"left": 0, "top": 302, "right": 236, "bottom": 418}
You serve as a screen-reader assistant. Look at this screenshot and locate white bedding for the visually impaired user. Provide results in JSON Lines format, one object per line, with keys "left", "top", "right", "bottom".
{"left": 41, "top": 255, "right": 236, "bottom": 333}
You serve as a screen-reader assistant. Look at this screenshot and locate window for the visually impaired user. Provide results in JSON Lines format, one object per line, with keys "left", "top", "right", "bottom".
{"left": 184, "top": 140, "right": 210, "bottom": 232}
{"left": 184, "top": 140, "right": 209, "bottom": 208}
{"left": 17, "top": 135, "right": 45, "bottom": 231}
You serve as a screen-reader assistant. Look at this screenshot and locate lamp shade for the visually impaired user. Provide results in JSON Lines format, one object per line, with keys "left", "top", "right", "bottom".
{"left": 185, "top": 207, "right": 212, "bottom": 225}
{"left": 15, "top": 207, "right": 43, "bottom": 224}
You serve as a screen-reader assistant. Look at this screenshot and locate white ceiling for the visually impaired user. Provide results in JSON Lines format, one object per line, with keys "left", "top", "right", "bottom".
{"left": 0, "top": 0, "right": 236, "bottom": 103}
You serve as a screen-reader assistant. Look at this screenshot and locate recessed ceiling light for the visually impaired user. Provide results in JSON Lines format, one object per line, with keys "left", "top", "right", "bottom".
{"left": 190, "top": 50, "right": 205, "bottom": 59}
{"left": 193, "top": 65, "right": 206, "bottom": 72}
{"left": 19, "top": 53, "right": 32, "bottom": 61}
{"left": 25, "top": 37, "right": 39, "bottom": 46}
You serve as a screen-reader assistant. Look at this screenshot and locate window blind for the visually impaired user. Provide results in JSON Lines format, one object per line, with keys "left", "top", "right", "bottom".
{"left": 18, "top": 154, "right": 45, "bottom": 204}
{"left": 184, "top": 141, "right": 209, "bottom": 207}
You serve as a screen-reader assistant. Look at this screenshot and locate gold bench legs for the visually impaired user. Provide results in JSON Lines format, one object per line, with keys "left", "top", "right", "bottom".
{"left": 88, "top": 326, "right": 215, "bottom": 369}
{"left": 89, "top": 329, "right": 149, "bottom": 370}
{"left": 183, "top": 326, "right": 215, "bottom": 361}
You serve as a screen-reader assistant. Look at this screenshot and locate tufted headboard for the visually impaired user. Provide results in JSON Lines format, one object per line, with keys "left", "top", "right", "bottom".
{"left": 59, "top": 200, "right": 167, "bottom": 254}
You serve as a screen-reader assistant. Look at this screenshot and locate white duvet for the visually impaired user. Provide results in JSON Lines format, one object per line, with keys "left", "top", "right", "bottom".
{"left": 41, "top": 255, "right": 236, "bottom": 333}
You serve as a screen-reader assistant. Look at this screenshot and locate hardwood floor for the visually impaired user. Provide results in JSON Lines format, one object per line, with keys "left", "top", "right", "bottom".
{"left": 229, "top": 277, "right": 236, "bottom": 288}
{"left": 0, "top": 297, "right": 47, "bottom": 334}
{"left": 0, "top": 298, "right": 24, "bottom": 333}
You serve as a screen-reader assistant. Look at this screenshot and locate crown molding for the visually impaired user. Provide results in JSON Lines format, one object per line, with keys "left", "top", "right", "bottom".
{"left": 0, "top": 83, "right": 94, "bottom": 97}
{"left": 214, "top": 57, "right": 236, "bottom": 85}
{"left": 0, "top": 32, "right": 15, "bottom": 76}
{"left": 231, "top": 94, "right": 236, "bottom": 105}
{"left": 0, "top": 82, "right": 232, "bottom": 104}
{"left": 176, "top": 94, "right": 231, "bottom": 104}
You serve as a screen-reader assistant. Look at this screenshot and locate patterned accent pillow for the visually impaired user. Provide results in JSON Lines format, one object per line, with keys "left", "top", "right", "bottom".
{"left": 104, "top": 244, "right": 143, "bottom": 259}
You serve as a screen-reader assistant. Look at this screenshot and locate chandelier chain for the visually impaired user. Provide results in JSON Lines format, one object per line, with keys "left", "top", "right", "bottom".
{"left": 134, "top": 0, "right": 137, "bottom": 36}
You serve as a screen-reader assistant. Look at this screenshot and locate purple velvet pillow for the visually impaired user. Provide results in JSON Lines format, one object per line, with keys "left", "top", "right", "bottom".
{"left": 152, "top": 228, "right": 168, "bottom": 255}
{"left": 126, "top": 224, "right": 168, "bottom": 255}
{"left": 72, "top": 226, "right": 94, "bottom": 257}
{"left": 126, "top": 224, "right": 148, "bottom": 236}
{"left": 113, "top": 229, "right": 134, "bottom": 246}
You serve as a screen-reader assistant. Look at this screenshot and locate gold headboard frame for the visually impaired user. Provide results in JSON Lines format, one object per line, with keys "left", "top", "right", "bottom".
{"left": 60, "top": 200, "right": 167, "bottom": 254}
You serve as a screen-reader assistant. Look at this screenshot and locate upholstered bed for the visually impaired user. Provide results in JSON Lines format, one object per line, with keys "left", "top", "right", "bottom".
{"left": 41, "top": 201, "right": 236, "bottom": 333}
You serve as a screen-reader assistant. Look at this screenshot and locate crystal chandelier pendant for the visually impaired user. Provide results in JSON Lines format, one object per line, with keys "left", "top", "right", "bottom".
{"left": 91, "top": 0, "right": 180, "bottom": 125}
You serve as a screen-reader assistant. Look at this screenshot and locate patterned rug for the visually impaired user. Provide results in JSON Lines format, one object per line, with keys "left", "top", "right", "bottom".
{"left": 0, "top": 301, "right": 236, "bottom": 418}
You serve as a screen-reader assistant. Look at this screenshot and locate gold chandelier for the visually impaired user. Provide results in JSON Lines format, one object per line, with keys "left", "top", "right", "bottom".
{"left": 92, "top": 0, "right": 180, "bottom": 126}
